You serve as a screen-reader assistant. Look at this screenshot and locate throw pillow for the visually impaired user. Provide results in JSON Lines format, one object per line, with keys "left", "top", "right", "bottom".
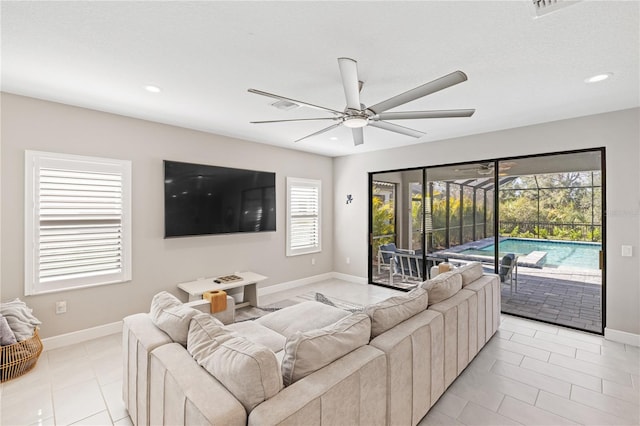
{"left": 196, "top": 336, "right": 282, "bottom": 412}
{"left": 186, "top": 313, "right": 231, "bottom": 360}
{"left": 365, "top": 287, "right": 428, "bottom": 338}
{"left": 281, "top": 313, "right": 371, "bottom": 386}
{"left": 458, "top": 262, "right": 484, "bottom": 286}
{"left": 149, "top": 291, "right": 199, "bottom": 346}
{"left": 421, "top": 271, "right": 463, "bottom": 306}
{"left": 0, "top": 314, "right": 17, "bottom": 345}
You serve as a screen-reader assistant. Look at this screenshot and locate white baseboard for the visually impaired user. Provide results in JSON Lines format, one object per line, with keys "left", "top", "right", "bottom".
{"left": 331, "top": 272, "right": 368, "bottom": 285}
{"left": 258, "top": 272, "right": 334, "bottom": 296}
{"left": 41, "top": 321, "right": 122, "bottom": 352}
{"left": 604, "top": 327, "right": 640, "bottom": 347}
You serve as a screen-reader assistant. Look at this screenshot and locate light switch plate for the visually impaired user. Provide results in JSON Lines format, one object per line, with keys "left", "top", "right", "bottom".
{"left": 621, "top": 245, "right": 633, "bottom": 257}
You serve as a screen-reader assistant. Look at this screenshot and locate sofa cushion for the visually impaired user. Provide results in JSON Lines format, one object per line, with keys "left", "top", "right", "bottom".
{"left": 421, "top": 271, "right": 463, "bottom": 306}
{"left": 458, "top": 262, "right": 484, "bottom": 286}
{"left": 365, "top": 287, "right": 429, "bottom": 338}
{"left": 281, "top": 313, "right": 371, "bottom": 386}
{"left": 149, "top": 291, "right": 200, "bottom": 346}
{"left": 186, "top": 313, "right": 233, "bottom": 360}
{"left": 225, "top": 320, "right": 287, "bottom": 353}
{"left": 195, "top": 336, "right": 283, "bottom": 412}
{"left": 256, "top": 301, "right": 350, "bottom": 338}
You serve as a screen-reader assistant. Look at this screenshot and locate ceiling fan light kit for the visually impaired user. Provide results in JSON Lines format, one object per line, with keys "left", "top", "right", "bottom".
{"left": 249, "top": 58, "right": 475, "bottom": 146}
{"left": 343, "top": 116, "right": 369, "bottom": 128}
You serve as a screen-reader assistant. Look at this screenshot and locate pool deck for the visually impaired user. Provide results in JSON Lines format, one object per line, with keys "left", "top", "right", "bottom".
{"left": 499, "top": 265, "right": 602, "bottom": 333}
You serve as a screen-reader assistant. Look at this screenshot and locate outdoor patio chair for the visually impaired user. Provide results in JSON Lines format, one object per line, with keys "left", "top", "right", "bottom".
{"left": 500, "top": 253, "right": 518, "bottom": 294}
{"left": 396, "top": 249, "right": 423, "bottom": 281}
{"left": 377, "top": 243, "right": 399, "bottom": 283}
{"left": 377, "top": 243, "right": 422, "bottom": 283}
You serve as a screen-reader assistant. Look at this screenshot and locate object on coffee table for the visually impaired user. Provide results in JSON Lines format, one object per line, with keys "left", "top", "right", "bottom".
{"left": 203, "top": 290, "right": 228, "bottom": 313}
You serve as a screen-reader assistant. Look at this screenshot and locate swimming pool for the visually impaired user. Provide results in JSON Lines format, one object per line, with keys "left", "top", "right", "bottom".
{"left": 460, "top": 238, "right": 602, "bottom": 269}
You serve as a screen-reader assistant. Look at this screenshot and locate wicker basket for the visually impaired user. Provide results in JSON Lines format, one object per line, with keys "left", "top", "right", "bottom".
{"left": 0, "top": 329, "right": 43, "bottom": 382}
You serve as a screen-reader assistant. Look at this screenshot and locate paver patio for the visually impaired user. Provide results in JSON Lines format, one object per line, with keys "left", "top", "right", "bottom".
{"left": 500, "top": 272, "right": 602, "bottom": 333}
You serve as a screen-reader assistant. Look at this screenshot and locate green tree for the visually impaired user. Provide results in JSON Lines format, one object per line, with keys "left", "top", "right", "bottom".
{"left": 372, "top": 196, "right": 395, "bottom": 255}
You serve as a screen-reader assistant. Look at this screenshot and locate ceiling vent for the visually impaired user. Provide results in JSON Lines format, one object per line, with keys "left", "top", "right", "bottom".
{"left": 531, "top": 0, "right": 581, "bottom": 18}
{"left": 271, "top": 100, "right": 300, "bottom": 111}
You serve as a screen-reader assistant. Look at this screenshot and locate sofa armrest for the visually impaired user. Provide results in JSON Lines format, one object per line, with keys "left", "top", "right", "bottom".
{"left": 149, "top": 343, "right": 247, "bottom": 426}
{"left": 462, "top": 274, "right": 500, "bottom": 346}
{"left": 122, "top": 313, "right": 172, "bottom": 426}
{"left": 248, "top": 345, "right": 387, "bottom": 426}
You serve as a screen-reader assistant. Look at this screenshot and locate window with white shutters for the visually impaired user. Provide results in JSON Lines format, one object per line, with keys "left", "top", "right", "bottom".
{"left": 286, "top": 177, "right": 321, "bottom": 256}
{"left": 25, "top": 151, "right": 132, "bottom": 295}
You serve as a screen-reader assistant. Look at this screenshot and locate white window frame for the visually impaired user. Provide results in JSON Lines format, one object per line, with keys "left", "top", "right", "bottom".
{"left": 25, "top": 151, "right": 132, "bottom": 295}
{"left": 286, "top": 177, "right": 321, "bottom": 256}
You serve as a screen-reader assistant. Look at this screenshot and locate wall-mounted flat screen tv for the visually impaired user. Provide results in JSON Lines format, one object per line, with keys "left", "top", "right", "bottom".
{"left": 164, "top": 160, "right": 276, "bottom": 238}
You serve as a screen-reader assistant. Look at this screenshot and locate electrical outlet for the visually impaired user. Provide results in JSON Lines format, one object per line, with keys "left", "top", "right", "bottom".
{"left": 55, "top": 300, "right": 67, "bottom": 314}
{"left": 622, "top": 245, "right": 633, "bottom": 257}
{"left": 346, "top": 257, "right": 350, "bottom": 264}
{"left": 311, "top": 258, "right": 316, "bottom": 265}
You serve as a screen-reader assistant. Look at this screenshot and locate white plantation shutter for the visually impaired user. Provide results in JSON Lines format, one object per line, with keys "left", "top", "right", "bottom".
{"left": 286, "top": 177, "right": 321, "bottom": 256}
{"left": 25, "top": 151, "right": 131, "bottom": 295}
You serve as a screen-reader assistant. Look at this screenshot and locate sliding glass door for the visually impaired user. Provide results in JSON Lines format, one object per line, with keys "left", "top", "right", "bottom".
{"left": 370, "top": 169, "right": 424, "bottom": 289}
{"left": 368, "top": 149, "right": 605, "bottom": 334}
{"left": 496, "top": 151, "right": 603, "bottom": 333}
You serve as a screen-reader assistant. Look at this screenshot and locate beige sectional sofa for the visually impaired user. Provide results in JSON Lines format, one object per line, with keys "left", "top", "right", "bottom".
{"left": 122, "top": 262, "right": 500, "bottom": 426}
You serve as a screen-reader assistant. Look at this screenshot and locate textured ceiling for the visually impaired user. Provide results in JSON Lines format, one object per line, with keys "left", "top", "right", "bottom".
{"left": 2, "top": 1, "right": 639, "bottom": 157}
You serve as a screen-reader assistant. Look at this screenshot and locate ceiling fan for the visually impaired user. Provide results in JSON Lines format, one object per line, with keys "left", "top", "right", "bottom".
{"left": 455, "top": 162, "right": 515, "bottom": 175}
{"left": 248, "top": 58, "right": 475, "bottom": 146}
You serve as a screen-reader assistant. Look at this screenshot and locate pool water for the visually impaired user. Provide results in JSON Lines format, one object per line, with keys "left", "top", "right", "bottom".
{"left": 461, "top": 238, "right": 602, "bottom": 269}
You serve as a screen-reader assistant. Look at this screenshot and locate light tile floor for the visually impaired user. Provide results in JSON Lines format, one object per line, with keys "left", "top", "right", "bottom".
{"left": 1, "top": 279, "right": 638, "bottom": 425}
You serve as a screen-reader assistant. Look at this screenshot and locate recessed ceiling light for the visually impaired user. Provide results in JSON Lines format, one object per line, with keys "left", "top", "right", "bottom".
{"left": 585, "top": 73, "right": 613, "bottom": 83}
{"left": 329, "top": 137, "right": 338, "bottom": 141}
{"left": 145, "top": 85, "right": 162, "bottom": 93}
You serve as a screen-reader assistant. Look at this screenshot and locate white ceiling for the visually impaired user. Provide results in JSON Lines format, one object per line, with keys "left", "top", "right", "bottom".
{"left": 2, "top": 1, "right": 639, "bottom": 158}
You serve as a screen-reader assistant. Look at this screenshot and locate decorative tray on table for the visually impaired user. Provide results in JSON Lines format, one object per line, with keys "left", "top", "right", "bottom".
{"left": 214, "top": 274, "right": 243, "bottom": 284}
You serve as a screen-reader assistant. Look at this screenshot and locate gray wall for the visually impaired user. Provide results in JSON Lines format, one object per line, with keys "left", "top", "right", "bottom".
{"left": 333, "top": 108, "right": 640, "bottom": 336}
{"left": 1, "top": 93, "right": 333, "bottom": 338}
{"left": 2, "top": 93, "right": 638, "bottom": 339}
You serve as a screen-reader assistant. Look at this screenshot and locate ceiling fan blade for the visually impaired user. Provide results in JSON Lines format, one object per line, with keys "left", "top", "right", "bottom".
{"left": 352, "top": 128, "right": 364, "bottom": 146}
{"left": 367, "top": 71, "right": 468, "bottom": 114}
{"left": 338, "top": 57, "right": 361, "bottom": 111}
{"left": 373, "top": 109, "right": 475, "bottom": 121}
{"left": 251, "top": 117, "right": 340, "bottom": 124}
{"left": 369, "top": 121, "right": 425, "bottom": 138}
{"left": 295, "top": 123, "right": 342, "bottom": 143}
{"left": 248, "top": 88, "right": 343, "bottom": 115}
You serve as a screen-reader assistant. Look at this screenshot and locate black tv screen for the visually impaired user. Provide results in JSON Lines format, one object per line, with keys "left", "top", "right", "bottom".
{"left": 164, "top": 160, "right": 276, "bottom": 237}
